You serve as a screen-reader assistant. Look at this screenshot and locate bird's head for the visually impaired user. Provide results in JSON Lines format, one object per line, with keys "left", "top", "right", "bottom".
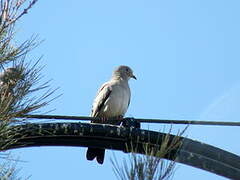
{"left": 113, "top": 65, "right": 137, "bottom": 81}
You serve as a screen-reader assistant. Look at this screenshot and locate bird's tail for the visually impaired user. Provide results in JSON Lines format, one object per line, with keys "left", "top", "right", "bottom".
{"left": 86, "top": 148, "right": 105, "bottom": 164}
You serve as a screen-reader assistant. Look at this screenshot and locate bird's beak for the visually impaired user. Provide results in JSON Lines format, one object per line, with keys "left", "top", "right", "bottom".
{"left": 131, "top": 74, "right": 137, "bottom": 80}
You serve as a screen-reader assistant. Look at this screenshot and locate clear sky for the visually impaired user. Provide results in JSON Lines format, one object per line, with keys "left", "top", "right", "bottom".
{"left": 9, "top": 0, "right": 240, "bottom": 179}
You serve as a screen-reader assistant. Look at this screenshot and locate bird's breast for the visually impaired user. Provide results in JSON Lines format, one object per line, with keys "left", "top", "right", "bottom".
{"left": 103, "top": 84, "right": 130, "bottom": 117}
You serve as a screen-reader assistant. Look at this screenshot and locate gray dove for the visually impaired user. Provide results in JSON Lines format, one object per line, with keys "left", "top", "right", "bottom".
{"left": 0, "top": 67, "right": 23, "bottom": 96}
{"left": 86, "top": 65, "right": 136, "bottom": 164}
{"left": 0, "top": 67, "right": 22, "bottom": 85}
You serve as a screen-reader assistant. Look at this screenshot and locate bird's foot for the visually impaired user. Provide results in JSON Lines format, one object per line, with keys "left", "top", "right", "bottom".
{"left": 99, "top": 117, "right": 108, "bottom": 123}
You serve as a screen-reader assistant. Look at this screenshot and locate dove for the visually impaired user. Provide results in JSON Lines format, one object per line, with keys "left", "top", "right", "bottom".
{"left": 86, "top": 65, "right": 136, "bottom": 164}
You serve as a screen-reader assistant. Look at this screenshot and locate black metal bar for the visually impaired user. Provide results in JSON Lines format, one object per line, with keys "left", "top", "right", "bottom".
{"left": 18, "top": 114, "right": 240, "bottom": 126}
{"left": 5, "top": 122, "right": 240, "bottom": 179}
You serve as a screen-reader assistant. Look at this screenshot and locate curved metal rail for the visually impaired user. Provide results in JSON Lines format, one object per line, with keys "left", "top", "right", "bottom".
{"left": 5, "top": 122, "right": 240, "bottom": 179}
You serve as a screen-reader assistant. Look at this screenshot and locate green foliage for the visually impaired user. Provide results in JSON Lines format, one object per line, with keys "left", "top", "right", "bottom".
{"left": 111, "top": 127, "right": 188, "bottom": 180}
{"left": 0, "top": 155, "right": 27, "bottom": 180}
{"left": 0, "top": 0, "right": 55, "bottom": 179}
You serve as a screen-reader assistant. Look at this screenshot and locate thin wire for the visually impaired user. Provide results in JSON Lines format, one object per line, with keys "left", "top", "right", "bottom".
{"left": 18, "top": 114, "right": 240, "bottom": 126}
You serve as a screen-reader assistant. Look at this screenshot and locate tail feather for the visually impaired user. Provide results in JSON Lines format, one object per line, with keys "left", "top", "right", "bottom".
{"left": 86, "top": 148, "right": 105, "bottom": 164}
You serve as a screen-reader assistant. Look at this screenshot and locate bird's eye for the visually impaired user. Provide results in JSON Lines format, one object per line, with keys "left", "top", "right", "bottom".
{"left": 126, "top": 68, "right": 129, "bottom": 72}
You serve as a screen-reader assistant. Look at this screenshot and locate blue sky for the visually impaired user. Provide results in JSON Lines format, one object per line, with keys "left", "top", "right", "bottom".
{"left": 10, "top": 0, "right": 240, "bottom": 179}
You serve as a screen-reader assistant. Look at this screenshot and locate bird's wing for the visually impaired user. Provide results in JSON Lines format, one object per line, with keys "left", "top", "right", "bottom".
{"left": 127, "top": 89, "right": 131, "bottom": 108}
{"left": 91, "top": 82, "right": 113, "bottom": 118}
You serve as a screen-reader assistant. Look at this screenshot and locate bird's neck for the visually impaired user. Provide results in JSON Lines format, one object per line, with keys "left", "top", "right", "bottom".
{"left": 111, "top": 76, "right": 128, "bottom": 84}
{"left": 112, "top": 76, "right": 129, "bottom": 82}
